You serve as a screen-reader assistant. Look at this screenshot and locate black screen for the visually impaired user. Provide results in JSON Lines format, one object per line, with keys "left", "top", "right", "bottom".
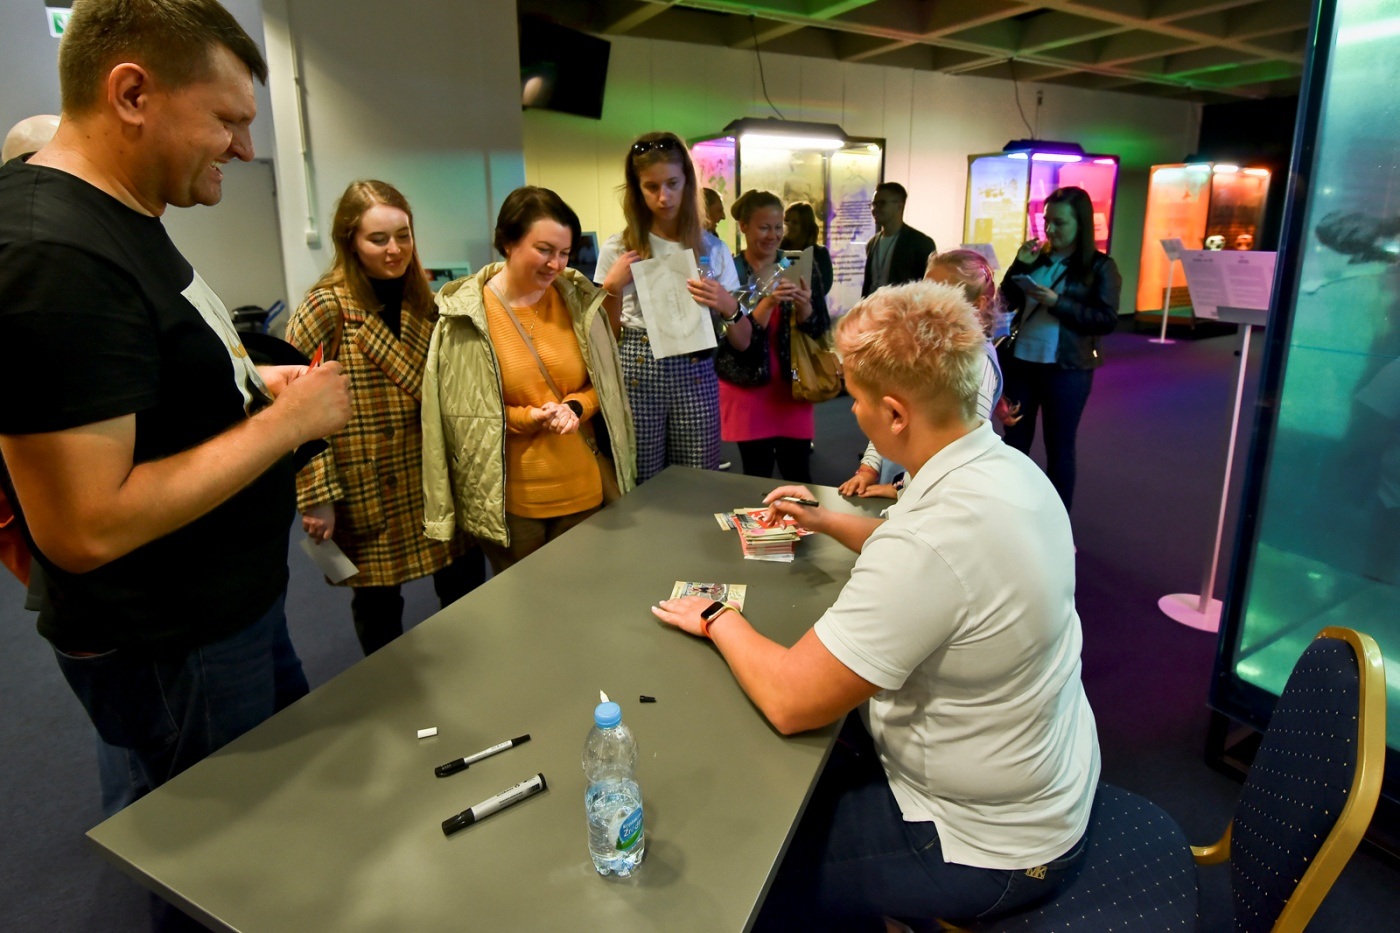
{"left": 519, "top": 15, "right": 611, "bottom": 120}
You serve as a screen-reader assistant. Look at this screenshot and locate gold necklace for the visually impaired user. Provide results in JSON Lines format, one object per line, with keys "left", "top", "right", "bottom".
{"left": 494, "top": 276, "right": 542, "bottom": 338}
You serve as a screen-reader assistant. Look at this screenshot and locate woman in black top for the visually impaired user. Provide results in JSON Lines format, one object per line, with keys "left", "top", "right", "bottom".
{"left": 999, "top": 186, "right": 1121, "bottom": 511}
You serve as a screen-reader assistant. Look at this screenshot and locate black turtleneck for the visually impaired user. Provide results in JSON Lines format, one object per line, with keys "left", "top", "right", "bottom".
{"left": 370, "top": 275, "right": 405, "bottom": 339}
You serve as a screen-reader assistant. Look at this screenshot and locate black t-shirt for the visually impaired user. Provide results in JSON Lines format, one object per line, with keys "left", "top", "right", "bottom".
{"left": 0, "top": 162, "right": 295, "bottom": 652}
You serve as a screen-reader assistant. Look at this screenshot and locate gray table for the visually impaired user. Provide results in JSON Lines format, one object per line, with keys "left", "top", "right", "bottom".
{"left": 88, "top": 467, "right": 876, "bottom": 931}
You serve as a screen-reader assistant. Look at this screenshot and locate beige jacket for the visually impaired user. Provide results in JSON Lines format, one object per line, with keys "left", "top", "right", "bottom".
{"left": 422, "top": 264, "right": 636, "bottom": 547}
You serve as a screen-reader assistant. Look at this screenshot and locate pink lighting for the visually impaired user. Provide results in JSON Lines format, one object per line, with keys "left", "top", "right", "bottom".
{"left": 1032, "top": 152, "right": 1083, "bottom": 163}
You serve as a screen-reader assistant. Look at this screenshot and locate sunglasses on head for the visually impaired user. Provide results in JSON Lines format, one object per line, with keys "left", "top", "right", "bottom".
{"left": 631, "top": 137, "right": 680, "bottom": 156}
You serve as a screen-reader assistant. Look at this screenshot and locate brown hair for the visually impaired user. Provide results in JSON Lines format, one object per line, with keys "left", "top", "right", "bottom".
{"left": 729, "top": 189, "right": 783, "bottom": 225}
{"left": 621, "top": 131, "right": 704, "bottom": 259}
{"left": 315, "top": 180, "right": 434, "bottom": 319}
{"left": 494, "top": 186, "right": 581, "bottom": 258}
{"left": 59, "top": 0, "right": 268, "bottom": 114}
{"left": 781, "top": 201, "right": 821, "bottom": 251}
{"left": 1044, "top": 185, "right": 1100, "bottom": 280}
{"left": 925, "top": 249, "right": 1004, "bottom": 336}
{"left": 836, "top": 280, "right": 985, "bottom": 421}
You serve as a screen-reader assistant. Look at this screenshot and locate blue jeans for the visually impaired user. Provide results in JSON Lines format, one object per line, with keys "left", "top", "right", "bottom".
{"left": 1001, "top": 359, "right": 1095, "bottom": 511}
{"left": 754, "top": 716, "right": 1088, "bottom": 931}
{"left": 56, "top": 592, "right": 308, "bottom": 803}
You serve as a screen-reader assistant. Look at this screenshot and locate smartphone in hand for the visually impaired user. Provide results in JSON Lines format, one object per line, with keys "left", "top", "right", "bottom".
{"left": 1011, "top": 274, "right": 1037, "bottom": 290}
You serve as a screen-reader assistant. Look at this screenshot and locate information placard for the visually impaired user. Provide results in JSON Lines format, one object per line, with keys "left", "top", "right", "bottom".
{"left": 1179, "top": 250, "right": 1276, "bottom": 320}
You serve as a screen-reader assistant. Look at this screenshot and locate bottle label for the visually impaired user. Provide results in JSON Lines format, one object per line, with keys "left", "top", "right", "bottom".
{"left": 616, "top": 806, "right": 644, "bottom": 851}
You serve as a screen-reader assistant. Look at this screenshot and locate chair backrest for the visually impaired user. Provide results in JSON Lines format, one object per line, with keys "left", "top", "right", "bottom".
{"left": 1229, "top": 626, "right": 1386, "bottom": 933}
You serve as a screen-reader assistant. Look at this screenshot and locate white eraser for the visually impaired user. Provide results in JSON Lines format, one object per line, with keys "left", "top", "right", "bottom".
{"left": 416, "top": 727, "right": 438, "bottom": 739}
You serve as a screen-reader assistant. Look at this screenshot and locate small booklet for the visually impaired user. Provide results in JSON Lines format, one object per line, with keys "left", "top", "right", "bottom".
{"left": 670, "top": 581, "right": 747, "bottom": 609}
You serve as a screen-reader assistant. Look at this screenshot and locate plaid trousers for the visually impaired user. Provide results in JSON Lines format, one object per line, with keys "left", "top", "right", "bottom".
{"left": 619, "top": 327, "right": 720, "bottom": 482}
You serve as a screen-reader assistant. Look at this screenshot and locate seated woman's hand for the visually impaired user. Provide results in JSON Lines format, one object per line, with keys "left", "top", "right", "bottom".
{"left": 762, "top": 484, "right": 823, "bottom": 533}
{"left": 860, "top": 482, "right": 899, "bottom": 499}
{"left": 839, "top": 468, "right": 875, "bottom": 496}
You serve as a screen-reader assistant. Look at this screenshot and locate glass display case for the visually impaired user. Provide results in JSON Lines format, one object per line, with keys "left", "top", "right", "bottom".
{"left": 1135, "top": 162, "right": 1272, "bottom": 327}
{"left": 1216, "top": 0, "right": 1400, "bottom": 849}
{"left": 962, "top": 144, "right": 1120, "bottom": 271}
{"left": 690, "top": 128, "right": 883, "bottom": 319}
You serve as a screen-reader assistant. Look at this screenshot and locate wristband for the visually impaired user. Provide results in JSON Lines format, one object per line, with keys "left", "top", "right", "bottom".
{"left": 699, "top": 601, "right": 739, "bottom": 638}
{"left": 565, "top": 399, "right": 584, "bottom": 418}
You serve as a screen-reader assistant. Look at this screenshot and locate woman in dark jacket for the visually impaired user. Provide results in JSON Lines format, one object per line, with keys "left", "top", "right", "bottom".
{"left": 1000, "top": 185, "right": 1121, "bottom": 511}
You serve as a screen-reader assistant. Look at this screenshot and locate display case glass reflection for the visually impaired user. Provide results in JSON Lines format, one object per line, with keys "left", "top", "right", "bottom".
{"left": 963, "top": 149, "right": 1119, "bottom": 271}
{"left": 1221, "top": 0, "right": 1400, "bottom": 758}
{"left": 688, "top": 135, "right": 883, "bottom": 318}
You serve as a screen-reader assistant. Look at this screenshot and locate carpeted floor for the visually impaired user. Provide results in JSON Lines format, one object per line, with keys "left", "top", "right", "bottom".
{"left": 1, "top": 324, "right": 1396, "bottom": 930}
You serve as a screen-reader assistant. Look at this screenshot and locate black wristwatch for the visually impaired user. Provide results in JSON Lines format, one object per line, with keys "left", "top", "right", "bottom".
{"left": 565, "top": 399, "right": 584, "bottom": 418}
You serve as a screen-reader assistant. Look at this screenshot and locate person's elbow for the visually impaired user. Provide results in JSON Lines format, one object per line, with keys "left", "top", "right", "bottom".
{"left": 765, "top": 698, "right": 837, "bottom": 736}
{"left": 31, "top": 528, "right": 119, "bottom": 574}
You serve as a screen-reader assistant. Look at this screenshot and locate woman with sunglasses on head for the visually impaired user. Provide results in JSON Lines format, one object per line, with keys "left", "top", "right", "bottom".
{"left": 721, "top": 189, "right": 830, "bottom": 482}
{"left": 999, "top": 186, "right": 1121, "bottom": 512}
{"left": 593, "top": 132, "right": 743, "bottom": 483}
{"left": 287, "top": 179, "right": 484, "bottom": 656}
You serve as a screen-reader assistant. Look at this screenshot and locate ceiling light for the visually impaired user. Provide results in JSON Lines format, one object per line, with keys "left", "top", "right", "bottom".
{"left": 722, "top": 118, "right": 848, "bottom": 152}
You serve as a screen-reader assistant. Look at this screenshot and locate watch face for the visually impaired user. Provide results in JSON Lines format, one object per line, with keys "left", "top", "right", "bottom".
{"left": 700, "top": 600, "right": 726, "bottom": 620}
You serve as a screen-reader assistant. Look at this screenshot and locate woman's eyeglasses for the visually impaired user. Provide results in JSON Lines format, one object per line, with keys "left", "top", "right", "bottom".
{"left": 631, "top": 137, "right": 680, "bottom": 156}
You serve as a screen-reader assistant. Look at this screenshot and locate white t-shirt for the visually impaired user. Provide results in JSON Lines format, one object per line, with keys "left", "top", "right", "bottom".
{"left": 594, "top": 230, "right": 740, "bottom": 331}
{"left": 815, "top": 420, "right": 1100, "bottom": 870}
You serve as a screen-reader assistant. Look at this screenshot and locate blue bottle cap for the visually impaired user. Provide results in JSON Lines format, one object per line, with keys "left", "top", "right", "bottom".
{"left": 594, "top": 701, "right": 622, "bottom": 728}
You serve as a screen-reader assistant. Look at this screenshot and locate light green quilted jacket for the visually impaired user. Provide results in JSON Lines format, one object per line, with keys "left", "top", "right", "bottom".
{"left": 421, "top": 263, "right": 636, "bottom": 548}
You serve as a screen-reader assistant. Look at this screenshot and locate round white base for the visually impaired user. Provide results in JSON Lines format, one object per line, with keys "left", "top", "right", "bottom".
{"left": 1158, "top": 593, "right": 1221, "bottom": 632}
{"left": 1149, "top": 337, "right": 1177, "bottom": 345}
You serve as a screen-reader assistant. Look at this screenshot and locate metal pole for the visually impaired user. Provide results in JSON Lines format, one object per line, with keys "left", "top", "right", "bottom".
{"left": 1197, "top": 324, "right": 1252, "bottom": 612}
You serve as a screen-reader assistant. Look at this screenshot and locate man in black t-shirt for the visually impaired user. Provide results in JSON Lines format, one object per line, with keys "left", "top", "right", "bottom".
{"left": 0, "top": 0, "right": 351, "bottom": 807}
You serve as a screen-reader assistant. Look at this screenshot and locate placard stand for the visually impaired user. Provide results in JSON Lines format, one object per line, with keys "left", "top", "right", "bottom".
{"left": 1150, "top": 238, "right": 1183, "bottom": 345}
{"left": 1158, "top": 306, "right": 1265, "bottom": 631}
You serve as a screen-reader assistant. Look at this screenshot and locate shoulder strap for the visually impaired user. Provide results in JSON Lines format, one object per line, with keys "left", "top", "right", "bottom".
{"left": 487, "top": 282, "right": 565, "bottom": 402}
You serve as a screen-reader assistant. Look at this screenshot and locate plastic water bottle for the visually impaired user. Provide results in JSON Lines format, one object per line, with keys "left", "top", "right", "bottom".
{"left": 698, "top": 254, "right": 717, "bottom": 280}
{"left": 582, "top": 699, "right": 645, "bottom": 876}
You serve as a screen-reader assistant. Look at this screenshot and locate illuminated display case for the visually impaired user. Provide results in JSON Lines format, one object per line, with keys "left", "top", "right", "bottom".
{"left": 962, "top": 143, "right": 1120, "bottom": 271}
{"left": 1216, "top": 0, "right": 1400, "bottom": 849}
{"left": 1135, "top": 162, "right": 1272, "bottom": 327}
{"left": 690, "top": 124, "right": 884, "bottom": 318}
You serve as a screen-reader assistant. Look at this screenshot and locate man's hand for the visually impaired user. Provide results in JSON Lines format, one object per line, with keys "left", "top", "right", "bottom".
{"left": 651, "top": 594, "right": 715, "bottom": 638}
{"left": 256, "top": 364, "right": 309, "bottom": 398}
{"left": 266, "top": 361, "right": 351, "bottom": 446}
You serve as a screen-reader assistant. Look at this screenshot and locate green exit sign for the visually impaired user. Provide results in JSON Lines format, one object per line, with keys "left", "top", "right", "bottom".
{"left": 47, "top": 6, "right": 72, "bottom": 38}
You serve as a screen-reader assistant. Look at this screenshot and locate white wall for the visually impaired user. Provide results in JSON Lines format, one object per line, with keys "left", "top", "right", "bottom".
{"left": 524, "top": 35, "right": 1204, "bottom": 313}
{"left": 260, "top": 0, "right": 527, "bottom": 305}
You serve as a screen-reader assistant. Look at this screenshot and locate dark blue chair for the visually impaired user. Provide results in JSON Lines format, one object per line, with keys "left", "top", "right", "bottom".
{"left": 945, "top": 626, "right": 1386, "bottom": 933}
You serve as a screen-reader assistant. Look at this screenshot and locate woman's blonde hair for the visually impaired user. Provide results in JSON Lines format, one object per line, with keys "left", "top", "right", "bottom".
{"left": 620, "top": 131, "right": 704, "bottom": 259}
{"left": 315, "top": 180, "right": 434, "bottom": 318}
{"left": 925, "top": 249, "right": 1004, "bottom": 336}
{"left": 836, "top": 281, "right": 986, "bottom": 421}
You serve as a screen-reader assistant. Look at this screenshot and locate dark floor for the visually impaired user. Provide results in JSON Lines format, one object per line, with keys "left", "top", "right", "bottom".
{"left": 1, "top": 324, "right": 1397, "bottom": 930}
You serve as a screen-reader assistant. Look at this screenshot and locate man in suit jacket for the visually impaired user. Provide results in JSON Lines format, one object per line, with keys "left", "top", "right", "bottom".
{"left": 863, "top": 182, "right": 936, "bottom": 296}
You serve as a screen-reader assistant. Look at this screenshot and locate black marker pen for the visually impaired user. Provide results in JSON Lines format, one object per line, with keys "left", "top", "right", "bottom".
{"left": 435, "top": 734, "right": 531, "bottom": 777}
{"left": 441, "top": 773, "right": 548, "bottom": 836}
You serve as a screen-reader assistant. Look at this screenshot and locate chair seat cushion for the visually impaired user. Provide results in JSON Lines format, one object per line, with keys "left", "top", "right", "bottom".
{"left": 967, "top": 784, "right": 1199, "bottom": 931}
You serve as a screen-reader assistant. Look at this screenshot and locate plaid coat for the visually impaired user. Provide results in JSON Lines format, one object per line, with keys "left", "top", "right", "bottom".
{"left": 286, "top": 284, "right": 466, "bottom": 586}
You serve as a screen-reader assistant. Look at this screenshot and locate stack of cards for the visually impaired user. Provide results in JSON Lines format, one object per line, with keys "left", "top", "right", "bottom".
{"left": 714, "top": 508, "right": 808, "bottom": 562}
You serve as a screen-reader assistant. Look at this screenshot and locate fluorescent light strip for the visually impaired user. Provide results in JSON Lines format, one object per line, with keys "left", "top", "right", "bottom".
{"left": 1092, "top": 158, "right": 1116, "bottom": 165}
{"left": 1243, "top": 168, "right": 1271, "bottom": 176}
{"left": 740, "top": 133, "right": 845, "bottom": 150}
{"left": 1031, "top": 152, "right": 1083, "bottom": 162}
{"left": 1007, "top": 152, "right": 1029, "bottom": 159}
{"left": 1213, "top": 164, "right": 1240, "bottom": 174}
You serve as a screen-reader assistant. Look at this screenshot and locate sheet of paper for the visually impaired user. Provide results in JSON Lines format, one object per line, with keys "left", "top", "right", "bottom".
{"left": 299, "top": 536, "right": 358, "bottom": 583}
{"left": 631, "top": 250, "right": 717, "bottom": 359}
{"left": 1160, "top": 238, "right": 1184, "bottom": 261}
{"left": 960, "top": 242, "right": 1001, "bottom": 272}
{"left": 1179, "top": 250, "right": 1277, "bottom": 320}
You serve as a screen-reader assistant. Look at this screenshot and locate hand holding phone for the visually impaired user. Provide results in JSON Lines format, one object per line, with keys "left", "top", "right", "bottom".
{"left": 1011, "top": 274, "right": 1037, "bottom": 291}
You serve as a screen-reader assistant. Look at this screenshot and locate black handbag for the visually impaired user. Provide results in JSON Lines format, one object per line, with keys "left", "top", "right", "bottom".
{"left": 715, "top": 321, "right": 770, "bottom": 386}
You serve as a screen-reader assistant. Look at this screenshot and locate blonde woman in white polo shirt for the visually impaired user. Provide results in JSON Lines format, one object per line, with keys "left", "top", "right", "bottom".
{"left": 653, "top": 280, "right": 1099, "bottom": 929}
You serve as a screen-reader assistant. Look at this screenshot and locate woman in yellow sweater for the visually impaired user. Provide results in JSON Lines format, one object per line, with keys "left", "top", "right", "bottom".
{"left": 422, "top": 187, "right": 634, "bottom": 573}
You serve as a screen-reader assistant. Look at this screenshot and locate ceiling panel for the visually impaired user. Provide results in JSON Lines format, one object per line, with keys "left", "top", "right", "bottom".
{"left": 520, "top": 0, "right": 1305, "bottom": 102}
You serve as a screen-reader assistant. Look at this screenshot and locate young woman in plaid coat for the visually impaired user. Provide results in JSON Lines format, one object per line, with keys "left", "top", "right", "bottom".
{"left": 287, "top": 180, "right": 484, "bottom": 655}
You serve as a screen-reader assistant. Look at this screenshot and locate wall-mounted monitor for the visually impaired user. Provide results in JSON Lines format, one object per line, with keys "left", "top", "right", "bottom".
{"left": 519, "top": 15, "right": 610, "bottom": 120}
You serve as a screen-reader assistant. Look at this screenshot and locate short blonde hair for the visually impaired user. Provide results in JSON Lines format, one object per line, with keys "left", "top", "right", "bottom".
{"left": 836, "top": 281, "right": 985, "bottom": 421}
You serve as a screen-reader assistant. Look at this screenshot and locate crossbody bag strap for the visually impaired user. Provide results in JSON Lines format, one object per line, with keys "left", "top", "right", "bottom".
{"left": 488, "top": 282, "right": 566, "bottom": 402}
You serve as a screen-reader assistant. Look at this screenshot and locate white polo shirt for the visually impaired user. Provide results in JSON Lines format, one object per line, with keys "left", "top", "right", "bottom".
{"left": 814, "top": 420, "right": 1100, "bottom": 870}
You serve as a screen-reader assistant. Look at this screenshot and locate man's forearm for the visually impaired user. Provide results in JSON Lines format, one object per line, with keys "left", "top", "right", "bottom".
{"left": 3, "top": 405, "right": 306, "bottom": 573}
